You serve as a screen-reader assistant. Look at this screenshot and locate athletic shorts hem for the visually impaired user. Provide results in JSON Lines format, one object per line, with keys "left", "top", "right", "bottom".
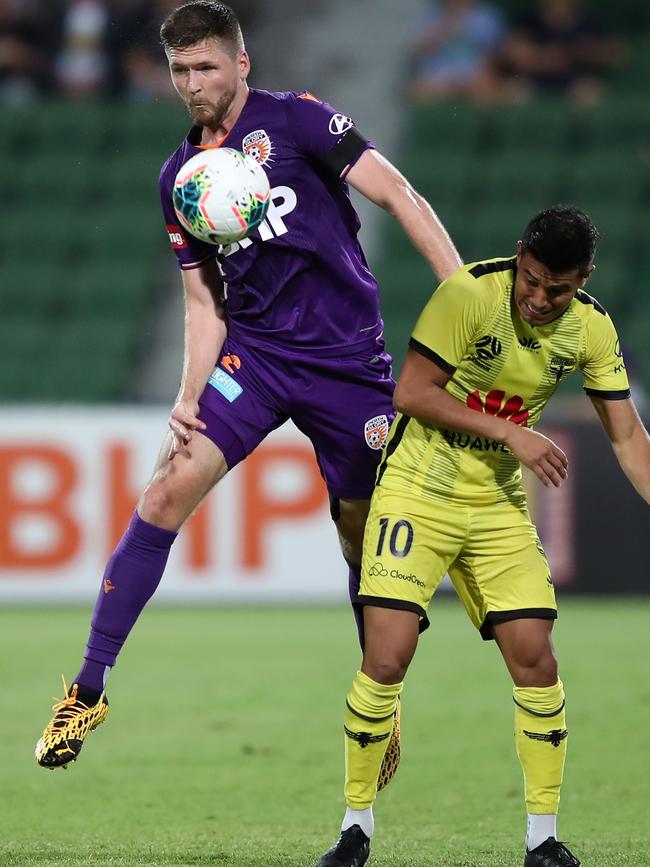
{"left": 196, "top": 401, "right": 247, "bottom": 469}
{"left": 479, "top": 607, "right": 557, "bottom": 641}
{"left": 356, "top": 595, "right": 430, "bottom": 633}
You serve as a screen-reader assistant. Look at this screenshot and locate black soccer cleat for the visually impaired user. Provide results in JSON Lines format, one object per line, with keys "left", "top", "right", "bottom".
{"left": 524, "top": 837, "right": 581, "bottom": 866}
{"left": 315, "top": 824, "right": 370, "bottom": 867}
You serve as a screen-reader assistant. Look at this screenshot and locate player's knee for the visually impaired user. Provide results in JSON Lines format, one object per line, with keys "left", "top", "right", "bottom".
{"left": 363, "top": 651, "right": 410, "bottom": 685}
{"left": 139, "top": 484, "right": 181, "bottom": 528}
{"left": 515, "top": 652, "right": 558, "bottom": 687}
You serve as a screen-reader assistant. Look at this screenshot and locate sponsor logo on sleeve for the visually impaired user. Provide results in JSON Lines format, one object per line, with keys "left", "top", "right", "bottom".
{"left": 613, "top": 340, "right": 626, "bottom": 373}
{"left": 328, "top": 113, "right": 354, "bottom": 135}
{"left": 167, "top": 225, "right": 188, "bottom": 249}
{"left": 242, "top": 129, "right": 274, "bottom": 167}
{"left": 364, "top": 414, "right": 389, "bottom": 450}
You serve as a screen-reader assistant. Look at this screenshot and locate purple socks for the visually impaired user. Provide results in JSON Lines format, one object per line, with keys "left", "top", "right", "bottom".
{"left": 74, "top": 512, "right": 177, "bottom": 692}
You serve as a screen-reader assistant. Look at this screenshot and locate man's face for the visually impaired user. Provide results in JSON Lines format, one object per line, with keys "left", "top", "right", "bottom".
{"left": 167, "top": 38, "right": 249, "bottom": 129}
{"left": 514, "top": 246, "right": 593, "bottom": 327}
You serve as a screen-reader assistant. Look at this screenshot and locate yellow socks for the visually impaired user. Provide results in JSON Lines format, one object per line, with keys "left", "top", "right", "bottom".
{"left": 344, "top": 670, "right": 403, "bottom": 810}
{"left": 513, "top": 679, "right": 567, "bottom": 815}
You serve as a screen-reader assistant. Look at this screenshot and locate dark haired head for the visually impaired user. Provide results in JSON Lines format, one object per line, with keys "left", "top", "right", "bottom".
{"left": 520, "top": 206, "right": 601, "bottom": 275}
{"left": 160, "top": 1, "right": 244, "bottom": 55}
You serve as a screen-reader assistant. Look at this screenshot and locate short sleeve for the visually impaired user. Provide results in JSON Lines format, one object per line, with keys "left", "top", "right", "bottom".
{"left": 581, "top": 310, "right": 630, "bottom": 399}
{"left": 409, "top": 270, "right": 497, "bottom": 374}
{"left": 158, "top": 157, "right": 216, "bottom": 271}
{"left": 285, "top": 92, "right": 374, "bottom": 174}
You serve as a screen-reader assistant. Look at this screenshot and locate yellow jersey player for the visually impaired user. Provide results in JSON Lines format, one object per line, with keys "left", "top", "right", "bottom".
{"left": 316, "top": 206, "right": 650, "bottom": 867}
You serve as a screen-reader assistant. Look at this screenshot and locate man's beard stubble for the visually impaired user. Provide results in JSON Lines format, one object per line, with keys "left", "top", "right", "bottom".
{"left": 187, "top": 86, "right": 236, "bottom": 130}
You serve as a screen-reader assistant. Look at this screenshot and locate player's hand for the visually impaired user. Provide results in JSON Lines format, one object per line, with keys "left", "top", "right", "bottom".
{"left": 504, "top": 425, "right": 568, "bottom": 488}
{"left": 167, "top": 400, "right": 207, "bottom": 460}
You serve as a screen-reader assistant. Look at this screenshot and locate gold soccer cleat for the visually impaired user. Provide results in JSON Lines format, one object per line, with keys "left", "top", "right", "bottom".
{"left": 377, "top": 696, "right": 400, "bottom": 791}
{"left": 35, "top": 676, "right": 109, "bottom": 769}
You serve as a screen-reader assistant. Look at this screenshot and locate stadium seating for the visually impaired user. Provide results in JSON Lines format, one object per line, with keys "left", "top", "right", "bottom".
{"left": 374, "top": 97, "right": 650, "bottom": 394}
{"left": 2, "top": 102, "right": 187, "bottom": 401}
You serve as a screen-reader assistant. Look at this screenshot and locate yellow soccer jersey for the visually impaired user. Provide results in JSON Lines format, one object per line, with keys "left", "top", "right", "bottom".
{"left": 379, "top": 256, "right": 630, "bottom": 505}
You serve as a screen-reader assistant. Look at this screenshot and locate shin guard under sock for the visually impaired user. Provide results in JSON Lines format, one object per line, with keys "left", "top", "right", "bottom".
{"left": 514, "top": 679, "right": 567, "bottom": 815}
{"left": 344, "top": 670, "right": 402, "bottom": 809}
{"left": 75, "top": 511, "right": 177, "bottom": 691}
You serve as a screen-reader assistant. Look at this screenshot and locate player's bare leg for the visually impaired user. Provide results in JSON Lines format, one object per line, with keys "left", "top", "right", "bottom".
{"left": 139, "top": 429, "right": 228, "bottom": 529}
{"left": 316, "top": 606, "right": 418, "bottom": 867}
{"left": 361, "top": 606, "right": 419, "bottom": 685}
{"left": 334, "top": 498, "right": 403, "bottom": 791}
{"left": 36, "top": 432, "right": 227, "bottom": 769}
{"left": 493, "top": 619, "right": 580, "bottom": 866}
{"left": 333, "top": 497, "right": 369, "bottom": 643}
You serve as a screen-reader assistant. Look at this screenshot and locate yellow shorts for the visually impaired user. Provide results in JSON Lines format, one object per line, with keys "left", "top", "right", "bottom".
{"left": 358, "top": 487, "right": 557, "bottom": 640}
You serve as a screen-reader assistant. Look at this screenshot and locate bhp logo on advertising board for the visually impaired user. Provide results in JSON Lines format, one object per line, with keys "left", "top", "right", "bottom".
{"left": 0, "top": 412, "right": 331, "bottom": 597}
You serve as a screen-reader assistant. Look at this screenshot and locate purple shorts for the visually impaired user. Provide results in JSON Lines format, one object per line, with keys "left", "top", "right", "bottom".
{"left": 197, "top": 336, "right": 395, "bottom": 500}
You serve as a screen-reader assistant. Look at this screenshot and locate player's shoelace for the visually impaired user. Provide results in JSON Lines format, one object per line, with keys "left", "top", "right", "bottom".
{"left": 39, "top": 676, "right": 104, "bottom": 747}
{"left": 532, "top": 839, "right": 580, "bottom": 866}
{"left": 552, "top": 842, "right": 580, "bottom": 865}
{"left": 45, "top": 677, "right": 87, "bottom": 728}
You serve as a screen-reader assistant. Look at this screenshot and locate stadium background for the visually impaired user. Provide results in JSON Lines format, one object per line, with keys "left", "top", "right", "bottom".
{"left": 1, "top": 2, "right": 648, "bottom": 865}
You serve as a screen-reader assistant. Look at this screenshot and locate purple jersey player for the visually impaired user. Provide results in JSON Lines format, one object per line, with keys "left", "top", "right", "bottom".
{"left": 35, "top": 0, "right": 462, "bottom": 780}
{"left": 158, "top": 87, "right": 397, "bottom": 502}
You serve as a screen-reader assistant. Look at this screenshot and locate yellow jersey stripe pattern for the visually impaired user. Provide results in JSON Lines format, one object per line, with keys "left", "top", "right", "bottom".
{"left": 380, "top": 256, "right": 630, "bottom": 506}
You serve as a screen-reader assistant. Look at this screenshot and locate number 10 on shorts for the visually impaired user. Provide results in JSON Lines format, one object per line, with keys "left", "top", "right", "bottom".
{"left": 376, "top": 518, "right": 414, "bottom": 559}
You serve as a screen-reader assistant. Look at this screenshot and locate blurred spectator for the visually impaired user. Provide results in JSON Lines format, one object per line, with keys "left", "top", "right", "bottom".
{"left": 55, "top": 0, "right": 112, "bottom": 97}
{"left": 109, "top": 0, "right": 175, "bottom": 101}
{"left": 0, "top": 0, "right": 54, "bottom": 103}
{"left": 503, "top": 0, "right": 625, "bottom": 105}
{"left": 3, "top": 0, "right": 319, "bottom": 104}
{"left": 406, "top": 0, "right": 507, "bottom": 103}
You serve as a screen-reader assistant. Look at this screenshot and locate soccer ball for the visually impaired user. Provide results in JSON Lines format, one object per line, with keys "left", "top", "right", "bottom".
{"left": 172, "top": 148, "right": 271, "bottom": 245}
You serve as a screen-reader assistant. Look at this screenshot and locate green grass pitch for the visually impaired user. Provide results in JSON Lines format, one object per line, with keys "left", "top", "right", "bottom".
{"left": 1, "top": 598, "right": 648, "bottom": 866}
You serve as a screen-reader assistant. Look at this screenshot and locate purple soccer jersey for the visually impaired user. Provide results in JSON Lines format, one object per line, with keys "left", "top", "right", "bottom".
{"left": 160, "top": 87, "right": 396, "bottom": 500}
{"left": 159, "top": 88, "right": 383, "bottom": 356}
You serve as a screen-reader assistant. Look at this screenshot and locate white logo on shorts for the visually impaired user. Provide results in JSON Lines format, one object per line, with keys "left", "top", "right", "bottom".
{"left": 364, "top": 414, "right": 389, "bottom": 450}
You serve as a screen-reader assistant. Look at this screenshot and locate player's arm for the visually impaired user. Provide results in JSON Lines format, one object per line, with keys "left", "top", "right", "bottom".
{"left": 590, "top": 396, "right": 650, "bottom": 503}
{"left": 346, "top": 149, "right": 463, "bottom": 281}
{"left": 394, "top": 349, "right": 568, "bottom": 488}
{"left": 168, "top": 259, "right": 227, "bottom": 459}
